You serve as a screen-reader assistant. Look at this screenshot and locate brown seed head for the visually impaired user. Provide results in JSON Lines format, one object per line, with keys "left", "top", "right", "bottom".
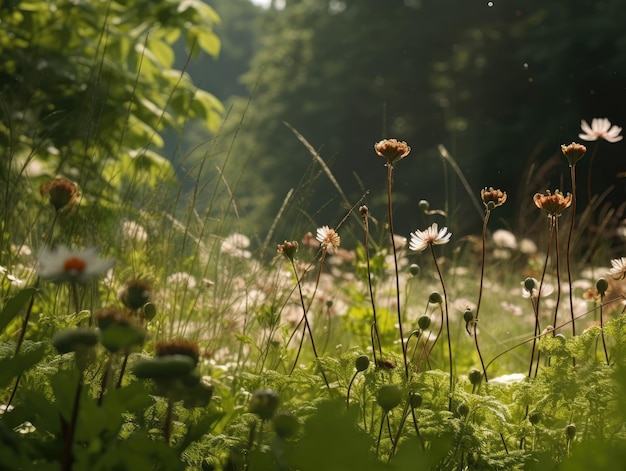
{"left": 480, "top": 187, "right": 507, "bottom": 210}
{"left": 533, "top": 190, "right": 572, "bottom": 217}
{"left": 277, "top": 240, "right": 298, "bottom": 261}
{"left": 155, "top": 339, "right": 200, "bottom": 365}
{"left": 119, "top": 278, "right": 152, "bottom": 310}
{"left": 374, "top": 139, "right": 411, "bottom": 165}
{"left": 561, "top": 142, "right": 587, "bottom": 166}
{"left": 40, "top": 177, "right": 80, "bottom": 212}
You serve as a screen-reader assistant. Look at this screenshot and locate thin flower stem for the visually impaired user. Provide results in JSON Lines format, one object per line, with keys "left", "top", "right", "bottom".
{"left": 288, "top": 257, "right": 331, "bottom": 389}
{"left": 474, "top": 209, "right": 490, "bottom": 382}
{"left": 429, "top": 245, "right": 453, "bottom": 411}
{"left": 599, "top": 292, "right": 610, "bottom": 365}
{"left": 566, "top": 164, "right": 578, "bottom": 341}
{"left": 529, "top": 217, "right": 554, "bottom": 378}
{"left": 116, "top": 352, "right": 129, "bottom": 389}
{"left": 386, "top": 164, "right": 408, "bottom": 379}
{"left": 363, "top": 210, "right": 383, "bottom": 361}
{"left": 552, "top": 218, "right": 562, "bottom": 335}
{"left": 61, "top": 372, "right": 83, "bottom": 471}
{"left": 346, "top": 370, "right": 359, "bottom": 408}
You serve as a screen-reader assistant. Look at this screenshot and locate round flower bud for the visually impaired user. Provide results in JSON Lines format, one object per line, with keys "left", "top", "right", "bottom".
{"left": 463, "top": 309, "right": 475, "bottom": 324}
{"left": 457, "top": 403, "right": 470, "bottom": 417}
{"left": 418, "top": 316, "right": 431, "bottom": 330}
{"left": 418, "top": 200, "right": 430, "bottom": 213}
{"left": 409, "top": 264, "right": 420, "bottom": 276}
{"left": 555, "top": 333, "right": 566, "bottom": 342}
{"left": 565, "top": 423, "right": 576, "bottom": 440}
{"left": 376, "top": 384, "right": 402, "bottom": 411}
{"left": 524, "top": 277, "right": 537, "bottom": 293}
{"left": 355, "top": 355, "right": 370, "bottom": 372}
{"left": 141, "top": 302, "right": 157, "bottom": 322}
{"left": 428, "top": 291, "right": 443, "bottom": 304}
{"left": 409, "top": 392, "right": 422, "bottom": 408}
{"left": 273, "top": 411, "right": 299, "bottom": 439}
{"left": 52, "top": 327, "right": 99, "bottom": 354}
{"left": 468, "top": 368, "right": 482, "bottom": 386}
{"left": 596, "top": 277, "right": 609, "bottom": 295}
{"left": 528, "top": 411, "right": 541, "bottom": 425}
{"left": 249, "top": 389, "right": 280, "bottom": 421}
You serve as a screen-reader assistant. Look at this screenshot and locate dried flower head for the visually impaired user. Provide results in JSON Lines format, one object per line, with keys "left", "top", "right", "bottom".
{"left": 374, "top": 138, "right": 411, "bottom": 165}
{"left": 38, "top": 245, "right": 115, "bottom": 284}
{"left": 608, "top": 257, "right": 626, "bottom": 280}
{"left": 533, "top": 190, "right": 572, "bottom": 217}
{"left": 481, "top": 187, "right": 507, "bottom": 210}
{"left": 579, "top": 118, "right": 623, "bottom": 143}
{"left": 561, "top": 142, "right": 587, "bottom": 166}
{"left": 40, "top": 176, "right": 80, "bottom": 212}
{"left": 316, "top": 225, "right": 341, "bottom": 254}
{"left": 155, "top": 339, "right": 200, "bottom": 365}
{"left": 409, "top": 223, "right": 452, "bottom": 252}
{"left": 119, "top": 278, "right": 152, "bottom": 310}
{"left": 277, "top": 240, "right": 298, "bottom": 261}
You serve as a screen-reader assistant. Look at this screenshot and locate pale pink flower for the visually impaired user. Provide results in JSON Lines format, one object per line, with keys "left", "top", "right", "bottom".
{"left": 608, "top": 257, "right": 626, "bottom": 280}
{"left": 579, "top": 118, "right": 623, "bottom": 143}
{"left": 316, "top": 226, "right": 341, "bottom": 254}
{"left": 409, "top": 223, "right": 452, "bottom": 252}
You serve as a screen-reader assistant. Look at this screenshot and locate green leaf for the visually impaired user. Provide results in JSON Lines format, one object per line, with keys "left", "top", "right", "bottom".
{"left": 177, "top": 411, "right": 225, "bottom": 452}
{"left": 0, "top": 341, "right": 48, "bottom": 388}
{"left": 0, "top": 287, "right": 37, "bottom": 334}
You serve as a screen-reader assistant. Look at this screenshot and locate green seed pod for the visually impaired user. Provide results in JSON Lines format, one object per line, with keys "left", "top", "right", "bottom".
{"left": 463, "top": 309, "right": 475, "bottom": 323}
{"left": 409, "top": 264, "right": 420, "bottom": 276}
{"left": 418, "top": 316, "right": 431, "bottom": 330}
{"left": 596, "top": 278, "right": 609, "bottom": 295}
{"left": 428, "top": 291, "right": 443, "bottom": 304}
{"left": 409, "top": 392, "right": 422, "bottom": 408}
{"left": 457, "top": 403, "right": 470, "bottom": 417}
{"left": 52, "top": 328, "right": 99, "bottom": 354}
{"left": 376, "top": 384, "right": 402, "bottom": 411}
{"left": 132, "top": 354, "right": 196, "bottom": 380}
{"left": 524, "top": 277, "right": 537, "bottom": 293}
{"left": 528, "top": 411, "right": 541, "bottom": 425}
{"left": 565, "top": 423, "right": 576, "bottom": 440}
{"left": 249, "top": 389, "right": 280, "bottom": 421}
{"left": 468, "top": 368, "right": 483, "bottom": 386}
{"left": 418, "top": 200, "right": 430, "bottom": 213}
{"left": 273, "top": 411, "right": 299, "bottom": 439}
{"left": 141, "top": 302, "right": 157, "bottom": 321}
{"left": 355, "top": 355, "right": 370, "bottom": 372}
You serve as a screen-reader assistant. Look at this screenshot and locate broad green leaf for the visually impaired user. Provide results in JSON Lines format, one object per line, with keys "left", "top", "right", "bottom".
{"left": 0, "top": 287, "right": 37, "bottom": 335}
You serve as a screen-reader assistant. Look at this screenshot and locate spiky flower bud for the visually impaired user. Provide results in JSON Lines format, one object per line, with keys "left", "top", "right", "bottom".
{"left": 40, "top": 176, "right": 80, "bottom": 212}
{"left": 249, "top": 389, "right": 280, "bottom": 421}
{"left": 277, "top": 240, "right": 299, "bottom": 261}
{"left": 468, "top": 368, "right": 483, "bottom": 386}
{"left": 409, "top": 392, "right": 423, "bottom": 408}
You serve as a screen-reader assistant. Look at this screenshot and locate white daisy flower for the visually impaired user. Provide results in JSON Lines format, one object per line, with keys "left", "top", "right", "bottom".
{"left": 38, "top": 245, "right": 115, "bottom": 284}
{"left": 492, "top": 229, "right": 517, "bottom": 249}
{"left": 608, "top": 257, "right": 626, "bottom": 280}
{"left": 316, "top": 225, "right": 341, "bottom": 254}
{"left": 579, "top": 118, "right": 623, "bottom": 143}
{"left": 221, "top": 233, "right": 252, "bottom": 259}
{"left": 409, "top": 223, "right": 452, "bottom": 252}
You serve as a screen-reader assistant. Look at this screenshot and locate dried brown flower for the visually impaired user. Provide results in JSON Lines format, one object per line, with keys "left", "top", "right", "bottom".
{"left": 40, "top": 176, "right": 80, "bottom": 212}
{"left": 374, "top": 139, "right": 411, "bottom": 165}
{"left": 533, "top": 190, "right": 572, "bottom": 217}
{"left": 155, "top": 339, "right": 200, "bottom": 365}
{"left": 119, "top": 278, "right": 152, "bottom": 310}
{"left": 481, "top": 187, "right": 507, "bottom": 210}
{"left": 561, "top": 142, "right": 587, "bottom": 166}
{"left": 277, "top": 240, "right": 298, "bottom": 261}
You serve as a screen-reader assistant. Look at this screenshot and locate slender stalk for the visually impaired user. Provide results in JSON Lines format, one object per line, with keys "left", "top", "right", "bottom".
{"left": 599, "top": 291, "right": 610, "bottom": 365}
{"left": 386, "top": 163, "right": 408, "bottom": 378}
{"left": 61, "top": 372, "right": 84, "bottom": 471}
{"left": 552, "top": 218, "right": 562, "bottom": 335}
{"left": 362, "top": 208, "right": 383, "bottom": 361}
{"left": 287, "top": 257, "right": 330, "bottom": 389}
{"left": 429, "top": 245, "right": 453, "bottom": 411}
{"left": 566, "top": 164, "right": 578, "bottom": 344}
{"left": 116, "top": 352, "right": 129, "bottom": 389}
{"left": 473, "top": 209, "right": 490, "bottom": 381}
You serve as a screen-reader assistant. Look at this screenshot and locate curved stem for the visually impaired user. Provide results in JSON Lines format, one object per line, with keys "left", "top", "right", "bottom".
{"left": 363, "top": 210, "right": 383, "bottom": 361}
{"left": 430, "top": 245, "right": 453, "bottom": 411}
{"left": 474, "top": 210, "right": 490, "bottom": 381}
{"left": 599, "top": 292, "right": 609, "bottom": 365}
{"left": 552, "top": 218, "right": 562, "bottom": 335}
{"left": 386, "top": 164, "right": 408, "bottom": 378}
